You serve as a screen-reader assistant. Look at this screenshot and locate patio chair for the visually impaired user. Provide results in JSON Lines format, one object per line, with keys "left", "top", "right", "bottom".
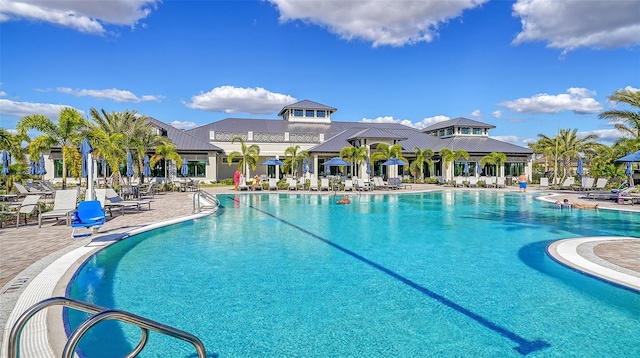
{"left": 309, "top": 177, "right": 319, "bottom": 191}
{"left": 553, "top": 177, "right": 575, "bottom": 190}
{"left": 1, "top": 195, "right": 41, "bottom": 228}
{"left": 496, "top": 177, "right": 506, "bottom": 188}
{"left": 588, "top": 178, "right": 608, "bottom": 191}
{"left": 572, "top": 177, "right": 594, "bottom": 191}
{"left": 468, "top": 177, "right": 478, "bottom": 188}
{"left": 70, "top": 200, "right": 106, "bottom": 238}
{"left": 485, "top": 177, "right": 496, "bottom": 188}
{"left": 238, "top": 176, "right": 249, "bottom": 191}
{"left": 38, "top": 189, "right": 78, "bottom": 227}
{"left": 344, "top": 179, "right": 354, "bottom": 191}
{"left": 13, "top": 182, "right": 52, "bottom": 199}
{"left": 539, "top": 177, "right": 549, "bottom": 190}
{"left": 373, "top": 177, "right": 388, "bottom": 190}
{"left": 320, "top": 178, "right": 330, "bottom": 191}
{"left": 288, "top": 179, "right": 298, "bottom": 190}
{"left": 585, "top": 186, "right": 634, "bottom": 201}
{"left": 268, "top": 178, "right": 278, "bottom": 191}
{"left": 95, "top": 189, "right": 125, "bottom": 216}
{"left": 106, "top": 188, "right": 151, "bottom": 212}
{"left": 454, "top": 177, "right": 464, "bottom": 187}
{"left": 356, "top": 178, "right": 370, "bottom": 191}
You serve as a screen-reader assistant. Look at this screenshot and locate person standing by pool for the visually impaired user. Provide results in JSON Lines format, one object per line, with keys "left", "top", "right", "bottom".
{"left": 518, "top": 173, "right": 528, "bottom": 192}
{"left": 233, "top": 169, "right": 240, "bottom": 191}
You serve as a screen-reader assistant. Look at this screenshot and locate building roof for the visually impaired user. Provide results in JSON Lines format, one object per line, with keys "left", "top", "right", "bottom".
{"left": 421, "top": 117, "right": 496, "bottom": 132}
{"left": 277, "top": 99, "right": 337, "bottom": 116}
{"left": 441, "top": 136, "right": 533, "bottom": 154}
{"left": 147, "top": 117, "right": 222, "bottom": 152}
{"left": 346, "top": 128, "right": 408, "bottom": 141}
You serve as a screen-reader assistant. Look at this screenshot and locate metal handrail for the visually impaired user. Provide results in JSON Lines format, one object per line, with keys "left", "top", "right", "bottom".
{"left": 8, "top": 296, "right": 206, "bottom": 358}
{"left": 193, "top": 190, "right": 220, "bottom": 213}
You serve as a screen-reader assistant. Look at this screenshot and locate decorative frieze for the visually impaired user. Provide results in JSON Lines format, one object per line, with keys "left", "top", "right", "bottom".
{"left": 214, "top": 132, "right": 247, "bottom": 141}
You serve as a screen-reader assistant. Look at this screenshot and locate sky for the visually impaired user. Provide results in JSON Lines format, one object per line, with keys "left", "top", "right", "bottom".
{"left": 1, "top": 0, "right": 639, "bottom": 148}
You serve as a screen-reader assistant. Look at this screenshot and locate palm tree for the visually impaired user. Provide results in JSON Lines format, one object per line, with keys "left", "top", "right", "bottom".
{"left": 439, "top": 148, "right": 469, "bottom": 179}
{"left": 599, "top": 89, "right": 640, "bottom": 145}
{"left": 481, "top": 152, "right": 507, "bottom": 184}
{"left": 339, "top": 145, "right": 368, "bottom": 178}
{"left": 283, "top": 144, "right": 308, "bottom": 177}
{"left": 150, "top": 143, "right": 182, "bottom": 186}
{"left": 227, "top": 136, "right": 260, "bottom": 177}
{"left": 410, "top": 147, "right": 434, "bottom": 183}
{"left": 556, "top": 128, "right": 601, "bottom": 178}
{"left": 16, "top": 107, "right": 88, "bottom": 189}
{"left": 371, "top": 143, "right": 406, "bottom": 177}
{"left": 134, "top": 126, "right": 172, "bottom": 183}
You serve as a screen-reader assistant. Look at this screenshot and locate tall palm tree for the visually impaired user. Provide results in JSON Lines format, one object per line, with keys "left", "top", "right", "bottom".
{"left": 227, "top": 136, "right": 260, "bottom": 177}
{"left": 530, "top": 133, "right": 561, "bottom": 183}
{"left": 339, "top": 145, "right": 368, "bottom": 178}
{"left": 410, "top": 147, "right": 434, "bottom": 183}
{"left": 556, "top": 128, "right": 601, "bottom": 178}
{"left": 150, "top": 143, "right": 182, "bottom": 185}
{"left": 439, "top": 148, "right": 469, "bottom": 179}
{"left": 134, "top": 126, "right": 172, "bottom": 183}
{"left": 283, "top": 144, "right": 308, "bottom": 177}
{"left": 371, "top": 143, "right": 406, "bottom": 177}
{"left": 481, "top": 152, "right": 507, "bottom": 184}
{"left": 599, "top": 89, "right": 640, "bottom": 146}
{"left": 16, "top": 107, "right": 88, "bottom": 189}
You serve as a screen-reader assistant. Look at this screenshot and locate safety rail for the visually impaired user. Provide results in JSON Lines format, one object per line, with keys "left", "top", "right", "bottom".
{"left": 8, "top": 296, "right": 207, "bottom": 358}
{"left": 193, "top": 190, "right": 220, "bottom": 213}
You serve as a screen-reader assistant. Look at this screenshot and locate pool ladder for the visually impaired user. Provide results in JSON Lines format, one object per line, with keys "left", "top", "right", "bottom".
{"left": 193, "top": 190, "right": 220, "bottom": 213}
{"left": 7, "top": 296, "right": 207, "bottom": 358}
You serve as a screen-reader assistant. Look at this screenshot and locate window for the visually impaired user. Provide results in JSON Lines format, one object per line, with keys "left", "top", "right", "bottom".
{"left": 294, "top": 109, "right": 303, "bottom": 116}
{"left": 446, "top": 128, "right": 454, "bottom": 136}
{"left": 504, "top": 162, "right": 524, "bottom": 176}
{"left": 461, "top": 127, "right": 471, "bottom": 134}
{"left": 317, "top": 110, "right": 326, "bottom": 117}
{"left": 53, "top": 160, "right": 72, "bottom": 178}
{"left": 184, "top": 160, "right": 206, "bottom": 177}
{"left": 305, "top": 110, "right": 314, "bottom": 117}
{"left": 473, "top": 128, "right": 482, "bottom": 135}
{"left": 223, "top": 157, "right": 241, "bottom": 163}
{"left": 438, "top": 129, "right": 445, "bottom": 137}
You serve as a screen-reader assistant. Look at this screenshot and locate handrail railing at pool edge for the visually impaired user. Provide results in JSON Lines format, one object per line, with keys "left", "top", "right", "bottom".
{"left": 8, "top": 296, "right": 207, "bottom": 358}
{"left": 193, "top": 190, "right": 220, "bottom": 213}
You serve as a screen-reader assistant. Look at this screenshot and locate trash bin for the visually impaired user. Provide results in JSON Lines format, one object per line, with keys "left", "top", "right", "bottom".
{"left": 506, "top": 177, "right": 513, "bottom": 186}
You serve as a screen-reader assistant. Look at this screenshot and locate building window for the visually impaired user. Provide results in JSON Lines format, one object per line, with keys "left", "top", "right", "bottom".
{"left": 446, "top": 128, "right": 454, "bottom": 136}
{"left": 222, "top": 157, "right": 241, "bottom": 164}
{"left": 183, "top": 160, "right": 206, "bottom": 177}
{"left": 438, "top": 129, "right": 445, "bottom": 137}
{"left": 305, "top": 110, "right": 314, "bottom": 117}
{"left": 461, "top": 127, "right": 471, "bottom": 134}
{"left": 294, "top": 109, "right": 303, "bottom": 116}
{"left": 53, "top": 160, "right": 72, "bottom": 178}
{"left": 317, "top": 110, "right": 326, "bottom": 117}
{"left": 504, "top": 162, "right": 524, "bottom": 176}
{"left": 473, "top": 128, "right": 482, "bottom": 135}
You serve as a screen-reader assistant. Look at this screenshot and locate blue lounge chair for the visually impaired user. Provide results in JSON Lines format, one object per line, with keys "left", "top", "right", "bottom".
{"left": 71, "top": 200, "right": 106, "bottom": 238}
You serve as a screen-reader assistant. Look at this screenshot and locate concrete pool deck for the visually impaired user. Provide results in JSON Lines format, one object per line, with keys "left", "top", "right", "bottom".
{"left": 0, "top": 184, "right": 638, "bottom": 355}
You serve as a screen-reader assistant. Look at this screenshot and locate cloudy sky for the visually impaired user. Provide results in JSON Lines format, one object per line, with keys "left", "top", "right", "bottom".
{"left": 1, "top": 0, "right": 639, "bottom": 146}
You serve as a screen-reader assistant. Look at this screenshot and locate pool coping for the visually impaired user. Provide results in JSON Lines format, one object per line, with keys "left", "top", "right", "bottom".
{"left": 0, "top": 209, "right": 216, "bottom": 358}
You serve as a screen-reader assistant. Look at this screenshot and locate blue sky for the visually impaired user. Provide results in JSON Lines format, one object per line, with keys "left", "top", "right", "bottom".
{"left": 1, "top": 0, "right": 639, "bottom": 147}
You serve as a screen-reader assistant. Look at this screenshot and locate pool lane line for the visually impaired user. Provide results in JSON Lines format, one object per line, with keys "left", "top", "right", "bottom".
{"left": 223, "top": 195, "right": 551, "bottom": 355}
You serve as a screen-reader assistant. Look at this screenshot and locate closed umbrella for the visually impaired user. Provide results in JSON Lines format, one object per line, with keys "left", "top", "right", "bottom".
{"left": 463, "top": 161, "right": 469, "bottom": 176}
{"left": 576, "top": 157, "right": 583, "bottom": 175}
{"left": 181, "top": 157, "right": 189, "bottom": 177}
{"left": 143, "top": 155, "right": 151, "bottom": 177}
{"left": 29, "top": 161, "right": 37, "bottom": 175}
{"left": 1, "top": 150, "right": 9, "bottom": 176}
{"left": 126, "top": 151, "right": 134, "bottom": 179}
{"left": 303, "top": 157, "right": 308, "bottom": 174}
{"left": 626, "top": 162, "right": 633, "bottom": 177}
{"left": 366, "top": 157, "right": 371, "bottom": 174}
{"left": 101, "top": 158, "right": 106, "bottom": 176}
{"left": 80, "top": 138, "right": 95, "bottom": 200}
{"left": 37, "top": 154, "right": 47, "bottom": 176}
{"left": 476, "top": 161, "right": 482, "bottom": 176}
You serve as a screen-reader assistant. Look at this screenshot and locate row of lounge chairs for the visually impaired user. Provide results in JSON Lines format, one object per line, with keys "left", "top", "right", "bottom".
{"left": 584, "top": 186, "right": 639, "bottom": 204}
{"left": 262, "top": 177, "right": 408, "bottom": 191}
{"left": 452, "top": 176, "right": 507, "bottom": 188}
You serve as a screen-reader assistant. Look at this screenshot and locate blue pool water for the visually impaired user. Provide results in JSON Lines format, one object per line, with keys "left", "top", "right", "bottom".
{"left": 67, "top": 191, "right": 640, "bottom": 357}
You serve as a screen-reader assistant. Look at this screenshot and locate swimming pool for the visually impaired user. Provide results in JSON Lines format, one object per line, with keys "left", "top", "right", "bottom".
{"left": 67, "top": 191, "right": 640, "bottom": 357}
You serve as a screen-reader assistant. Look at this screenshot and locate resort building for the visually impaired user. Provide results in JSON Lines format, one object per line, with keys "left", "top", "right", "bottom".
{"left": 42, "top": 100, "right": 533, "bottom": 184}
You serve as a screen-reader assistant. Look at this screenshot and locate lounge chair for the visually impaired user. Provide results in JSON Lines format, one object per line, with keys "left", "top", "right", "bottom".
{"left": 553, "top": 177, "right": 575, "bottom": 190}
{"left": 573, "top": 177, "right": 594, "bottom": 191}
{"left": 586, "top": 186, "right": 634, "bottom": 201}
{"left": 539, "top": 177, "right": 549, "bottom": 190}
{"left": 356, "top": 178, "right": 370, "bottom": 191}
{"left": 468, "top": 177, "right": 478, "bottom": 188}
{"left": 106, "top": 188, "right": 151, "bottom": 212}
{"left": 38, "top": 189, "right": 78, "bottom": 227}
{"left": 288, "top": 179, "right": 298, "bottom": 190}
{"left": 496, "top": 177, "right": 506, "bottom": 188}
{"left": 13, "top": 182, "right": 53, "bottom": 199}
{"left": 268, "top": 178, "right": 278, "bottom": 190}
{"left": 485, "top": 177, "right": 496, "bottom": 188}
{"left": 320, "top": 178, "right": 330, "bottom": 191}
{"left": 588, "top": 178, "right": 608, "bottom": 191}
{"left": 238, "top": 177, "right": 249, "bottom": 191}
{"left": 1, "top": 195, "right": 41, "bottom": 228}
{"left": 344, "top": 179, "right": 353, "bottom": 191}
{"left": 373, "top": 177, "right": 388, "bottom": 190}
{"left": 71, "top": 200, "right": 106, "bottom": 238}
{"left": 309, "top": 177, "right": 319, "bottom": 191}
{"left": 95, "top": 189, "right": 124, "bottom": 216}
{"left": 454, "top": 177, "right": 464, "bottom": 187}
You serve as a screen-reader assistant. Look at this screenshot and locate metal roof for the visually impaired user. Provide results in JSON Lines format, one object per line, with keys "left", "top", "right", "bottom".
{"left": 147, "top": 117, "right": 222, "bottom": 152}
{"left": 346, "top": 128, "right": 408, "bottom": 141}
{"left": 277, "top": 99, "right": 337, "bottom": 116}
{"left": 421, "top": 117, "right": 496, "bottom": 132}
{"left": 440, "top": 136, "right": 533, "bottom": 154}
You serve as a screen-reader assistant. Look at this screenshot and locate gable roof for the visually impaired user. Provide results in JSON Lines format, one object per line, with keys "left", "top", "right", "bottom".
{"left": 421, "top": 117, "right": 496, "bottom": 132}
{"left": 277, "top": 100, "right": 337, "bottom": 116}
{"left": 147, "top": 117, "right": 222, "bottom": 152}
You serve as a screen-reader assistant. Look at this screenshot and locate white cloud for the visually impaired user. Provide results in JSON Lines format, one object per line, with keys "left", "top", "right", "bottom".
{"left": 498, "top": 87, "right": 603, "bottom": 114}
{"left": 470, "top": 109, "right": 481, "bottom": 118}
{"left": 360, "top": 114, "right": 449, "bottom": 129}
{"left": 170, "top": 120, "right": 196, "bottom": 129}
{"left": 490, "top": 135, "right": 522, "bottom": 144}
{"left": 184, "top": 86, "right": 296, "bottom": 115}
{"left": 57, "top": 87, "right": 163, "bottom": 103}
{"left": 0, "top": 98, "right": 82, "bottom": 118}
{"left": 0, "top": 90, "right": 6, "bottom": 96}
{"left": 268, "top": 0, "right": 488, "bottom": 47}
{"left": 492, "top": 110, "right": 502, "bottom": 119}
{"left": 579, "top": 128, "right": 628, "bottom": 144}
{"left": 522, "top": 138, "right": 537, "bottom": 145}
{"left": 0, "top": 0, "right": 160, "bottom": 34}
{"left": 512, "top": 0, "right": 640, "bottom": 54}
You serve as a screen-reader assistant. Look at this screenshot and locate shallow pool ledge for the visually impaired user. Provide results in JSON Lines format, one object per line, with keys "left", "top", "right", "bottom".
{"left": 547, "top": 237, "right": 640, "bottom": 292}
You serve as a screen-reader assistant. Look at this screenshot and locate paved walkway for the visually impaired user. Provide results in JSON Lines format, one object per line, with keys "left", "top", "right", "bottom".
{"left": 1, "top": 185, "right": 638, "bottom": 336}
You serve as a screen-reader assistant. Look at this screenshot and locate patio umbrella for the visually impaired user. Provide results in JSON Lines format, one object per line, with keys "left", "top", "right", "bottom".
{"left": 476, "top": 161, "right": 482, "bottom": 175}
{"left": 302, "top": 157, "right": 308, "bottom": 174}
{"left": 181, "top": 157, "right": 189, "bottom": 177}
{"left": 324, "top": 157, "right": 352, "bottom": 167}
{"left": 615, "top": 151, "right": 640, "bottom": 163}
{"left": 1, "top": 150, "right": 9, "bottom": 176}
{"left": 143, "top": 155, "right": 151, "bottom": 177}
{"left": 126, "top": 151, "right": 134, "bottom": 179}
{"left": 37, "top": 154, "right": 47, "bottom": 176}
{"left": 576, "top": 157, "right": 583, "bottom": 175}
{"left": 80, "top": 138, "right": 95, "bottom": 200}
{"left": 261, "top": 158, "right": 285, "bottom": 166}
{"left": 463, "top": 161, "right": 469, "bottom": 176}
{"left": 101, "top": 158, "right": 106, "bottom": 176}
{"left": 381, "top": 157, "right": 407, "bottom": 166}
{"left": 366, "top": 157, "right": 371, "bottom": 174}
{"left": 626, "top": 162, "right": 633, "bottom": 177}
{"left": 29, "top": 161, "right": 37, "bottom": 175}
